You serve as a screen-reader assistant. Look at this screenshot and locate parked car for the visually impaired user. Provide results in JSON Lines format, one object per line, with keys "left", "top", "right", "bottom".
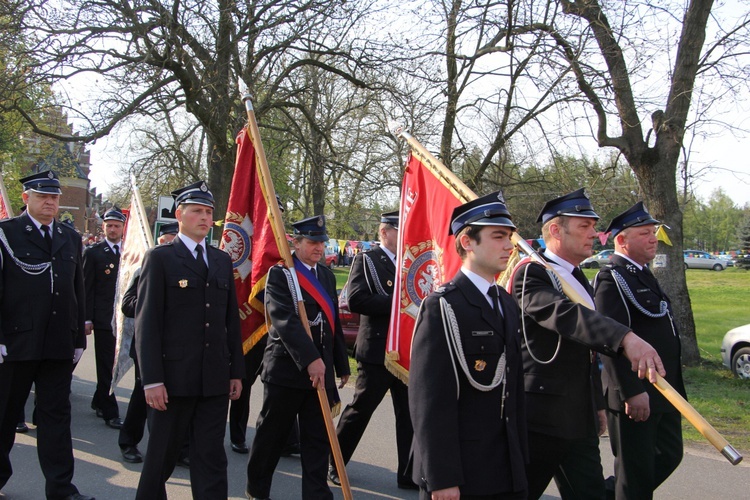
{"left": 721, "top": 324, "right": 750, "bottom": 379}
{"left": 683, "top": 250, "right": 731, "bottom": 271}
{"left": 581, "top": 249, "right": 614, "bottom": 269}
{"left": 324, "top": 248, "right": 339, "bottom": 268}
{"left": 337, "top": 287, "right": 359, "bottom": 351}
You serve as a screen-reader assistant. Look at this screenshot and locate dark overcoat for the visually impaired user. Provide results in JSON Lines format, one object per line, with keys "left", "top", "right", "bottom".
{"left": 593, "top": 255, "right": 686, "bottom": 412}
{"left": 135, "top": 236, "right": 244, "bottom": 396}
{"left": 510, "top": 258, "right": 630, "bottom": 440}
{"left": 346, "top": 247, "right": 395, "bottom": 363}
{"left": 409, "top": 271, "right": 528, "bottom": 496}
{"left": 0, "top": 213, "right": 85, "bottom": 360}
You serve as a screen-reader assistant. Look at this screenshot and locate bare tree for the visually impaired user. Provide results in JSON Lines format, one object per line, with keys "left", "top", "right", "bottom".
{"left": 8, "top": 0, "right": 394, "bottom": 213}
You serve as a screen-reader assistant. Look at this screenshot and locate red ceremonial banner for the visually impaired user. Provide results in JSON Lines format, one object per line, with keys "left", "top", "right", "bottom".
{"left": 0, "top": 176, "right": 13, "bottom": 220}
{"left": 385, "top": 152, "right": 464, "bottom": 381}
{"left": 221, "top": 127, "right": 283, "bottom": 354}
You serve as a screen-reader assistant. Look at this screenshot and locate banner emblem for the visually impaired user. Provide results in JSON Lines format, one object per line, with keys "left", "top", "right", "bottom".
{"left": 222, "top": 212, "right": 254, "bottom": 281}
{"left": 401, "top": 240, "right": 444, "bottom": 318}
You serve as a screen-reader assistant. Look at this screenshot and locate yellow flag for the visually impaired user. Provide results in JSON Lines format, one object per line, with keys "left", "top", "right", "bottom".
{"left": 656, "top": 225, "right": 672, "bottom": 246}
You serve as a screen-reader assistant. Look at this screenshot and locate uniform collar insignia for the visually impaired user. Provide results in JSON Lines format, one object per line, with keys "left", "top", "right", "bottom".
{"left": 626, "top": 263, "right": 637, "bottom": 275}
{"left": 25, "top": 225, "right": 32, "bottom": 232}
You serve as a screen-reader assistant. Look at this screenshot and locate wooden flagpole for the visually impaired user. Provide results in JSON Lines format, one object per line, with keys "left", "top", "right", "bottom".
{"left": 391, "top": 125, "right": 742, "bottom": 465}
{"left": 241, "top": 89, "right": 355, "bottom": 497}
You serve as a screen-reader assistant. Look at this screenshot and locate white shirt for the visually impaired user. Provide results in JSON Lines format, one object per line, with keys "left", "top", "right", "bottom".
{"left": 178, "top": 233, "right": 207, "bottom": 265}
{"left": 26, "top": 213, "right": 54, "bottom": 238}
{"left": 461, "top": 266, "right": 503, "bottom": 315}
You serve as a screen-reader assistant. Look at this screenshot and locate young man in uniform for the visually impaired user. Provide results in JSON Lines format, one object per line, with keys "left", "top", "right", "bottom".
{"left": 83, "top": 207, "right": 126, "bottom": 429}
{"left": 135, "top": 181, "right": 244, "bottom": 499}
{"left": 409, "top": 192, "right": 528, "bottom": 500}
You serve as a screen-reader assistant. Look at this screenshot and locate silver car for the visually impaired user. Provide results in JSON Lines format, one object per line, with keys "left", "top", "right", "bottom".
{"left": 683, "top": 250, "right": 730, "bottom": 271}
{"left": 721, "top": 324, "right": 750, "bottom": 379}
{"left": 581, "top": 249, "right": 614, "bottom": 269}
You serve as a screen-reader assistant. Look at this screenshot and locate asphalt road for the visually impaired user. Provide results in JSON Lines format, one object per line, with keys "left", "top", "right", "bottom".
{"left": 3, "top": 349, "right": 747, "bottom": 499}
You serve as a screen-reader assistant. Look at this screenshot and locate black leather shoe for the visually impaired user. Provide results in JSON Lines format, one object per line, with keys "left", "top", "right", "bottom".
{"left": 104, "top": 417, "right": 124, "bottom": 429}
{"left": 177, "top": 455, "right": 190, "bottom": 468}
{"left": 280, "top": 443, "right": 300, "bottom": 457}
{"left": 15, "top": 423, "right": 29, "bottom": 434}
{"left": 397, "top": 480, "right": 419, "bottom": 490}
{"left": 244, "top": 489, "right": 270, "bottom": 500}
{"left": 328, "top": 465, "right": 341, "bottom": 486}
{"left": 64, "top": 494, "right": 95, "bottom": 500}
{"left": 231, "top": 442, "right": 249, "bottom": 454}
{"left": 121, "top": 446, "right": 143, "bottom": 463}
{"left": 90, "top": 402, "right": 104, "bottom": 418}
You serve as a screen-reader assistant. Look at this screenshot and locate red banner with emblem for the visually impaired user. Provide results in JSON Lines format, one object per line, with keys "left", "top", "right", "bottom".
{"left": 385, "top": 152, "right": 464, "bottom": 381}
{"left": 221, "top": 128, "right": 283, "bottom": 354}
{"left": 0, "top": 176, "right": 13, "bottom": 220}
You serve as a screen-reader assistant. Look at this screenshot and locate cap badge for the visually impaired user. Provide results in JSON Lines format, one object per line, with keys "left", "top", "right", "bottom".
{"left": 317, "top": 216, "right": 324, "bottom": 227}
{"left": 47, "top": 171, "right": 54, "bottom": 179}
{"left": 200, "top": 182, "right": 208, "bottom": 192}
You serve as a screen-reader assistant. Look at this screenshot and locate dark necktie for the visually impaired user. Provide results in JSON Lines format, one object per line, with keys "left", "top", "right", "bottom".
{"left": 113, "top": 244, "right": 119, "bottom": 257}
{"left": 487, "top": 285, "right": 503, "bottom": 318}
{"left": 311, "top": 266, "right": 318, "bottom": 280}
{"left": 41, "top": 224, "right": 52, "bottom": 251}
{"left": 572, "top": 266, "right": 594, "bottom": 296}
{"left": 195, "top": 244, "right": 208, "bottom": 277}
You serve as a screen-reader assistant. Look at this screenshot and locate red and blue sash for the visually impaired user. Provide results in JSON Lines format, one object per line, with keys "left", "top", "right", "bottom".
{"left": 293, "top": 255, "right": 336, "bottom": 334}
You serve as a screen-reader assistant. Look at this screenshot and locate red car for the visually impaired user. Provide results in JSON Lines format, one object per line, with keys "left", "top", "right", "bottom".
{"left": 337, "top": 287, "right": 359, "bottom": 350}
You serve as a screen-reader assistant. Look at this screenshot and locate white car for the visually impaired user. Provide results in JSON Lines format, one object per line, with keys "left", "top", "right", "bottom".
{"left": 683, "top": 250, "right": 731, "bottom": 271}
{"left": 721, "top": 324, "right": 750, "bottom": 379}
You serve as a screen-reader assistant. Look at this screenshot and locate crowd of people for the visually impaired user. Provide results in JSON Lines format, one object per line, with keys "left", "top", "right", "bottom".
{"left": 0, "top": 170, "right": 684, "bottom": 500}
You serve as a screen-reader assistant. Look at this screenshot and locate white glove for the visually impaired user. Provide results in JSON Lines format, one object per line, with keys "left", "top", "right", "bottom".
{"left": 73, "top": 348, "right": 84, "bottom": 364}
{"left": 0, "top": 345, "right": 7, "bottom": 363}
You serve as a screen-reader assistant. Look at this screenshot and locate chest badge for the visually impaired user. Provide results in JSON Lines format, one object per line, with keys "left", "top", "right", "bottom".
{"left": 104, "top": 269, "right": 111, "bottom": 275}
{"left": 474, "top": 359, "right": 487, "bottom": 372}
{"left": 179, "top": 279, "right": 188, "bottom": 288}
{"left": 387, "top": 280, "right": 393, "bottom": 287}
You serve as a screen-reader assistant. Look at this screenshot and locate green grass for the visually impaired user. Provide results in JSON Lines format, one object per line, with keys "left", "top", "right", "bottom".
{"left": 339, "top": 264, "right": 750, "bottom": 453}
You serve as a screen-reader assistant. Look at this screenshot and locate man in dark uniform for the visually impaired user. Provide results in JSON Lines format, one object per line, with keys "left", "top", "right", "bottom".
{"left": 246, "top": 215, "right": 350, "bottom": 500}
{"left": 510, "top": 188, "right": 666, "bottom": 499}
{"left": 83, "top": 207, "right": 126, "bottom": 429}
{"left": 409, "top": 191, "right": 527, "bottom": 499}
{"left": 117, "top": 222, "right": 179, "bottom": 464}
{"left": 328, "top": 211, "right": 416, "bottom": 489}
{"left": 134, "top": 181, "right": 244, "bottom": 499}
{"left": 0, "top": 171, "right": 93, "bottom": 500}
{"left": 594, "top": 202, "right": 685, "bottom": 499}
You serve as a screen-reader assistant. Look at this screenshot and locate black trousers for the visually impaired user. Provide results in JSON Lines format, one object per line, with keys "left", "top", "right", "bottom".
{"left": 228, "top": 341, "right": 265, "bottom": 445}
{"left": 118, "top": 357, "right": 147, "bottom": 449}
{"left": 247, "top": 382, "right": 332, "bottom": 500}
{"left": 91, "top": 327, "right": 119, "bottom": 420}
{"left": 0, "top": 360, "right": 79, "bottom": 499}
{"left": 334, "top": 360, "right": 413, "bottom": 483}
{"left": 607, "top": 410, "right": 682, "bottom": 500}
{"left": 136, "top": 394, "right": 229, "bottom": 500}
{"left": 525, "top": 431, "right": 606, "bottom": 500}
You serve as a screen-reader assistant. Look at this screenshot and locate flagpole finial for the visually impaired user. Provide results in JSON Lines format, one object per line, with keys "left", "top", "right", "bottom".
{"left": 388, "top": 120, "right": 411, "bottom": 140}
{"left": 238, "top": 78, "right": 253, "bottom": 113}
